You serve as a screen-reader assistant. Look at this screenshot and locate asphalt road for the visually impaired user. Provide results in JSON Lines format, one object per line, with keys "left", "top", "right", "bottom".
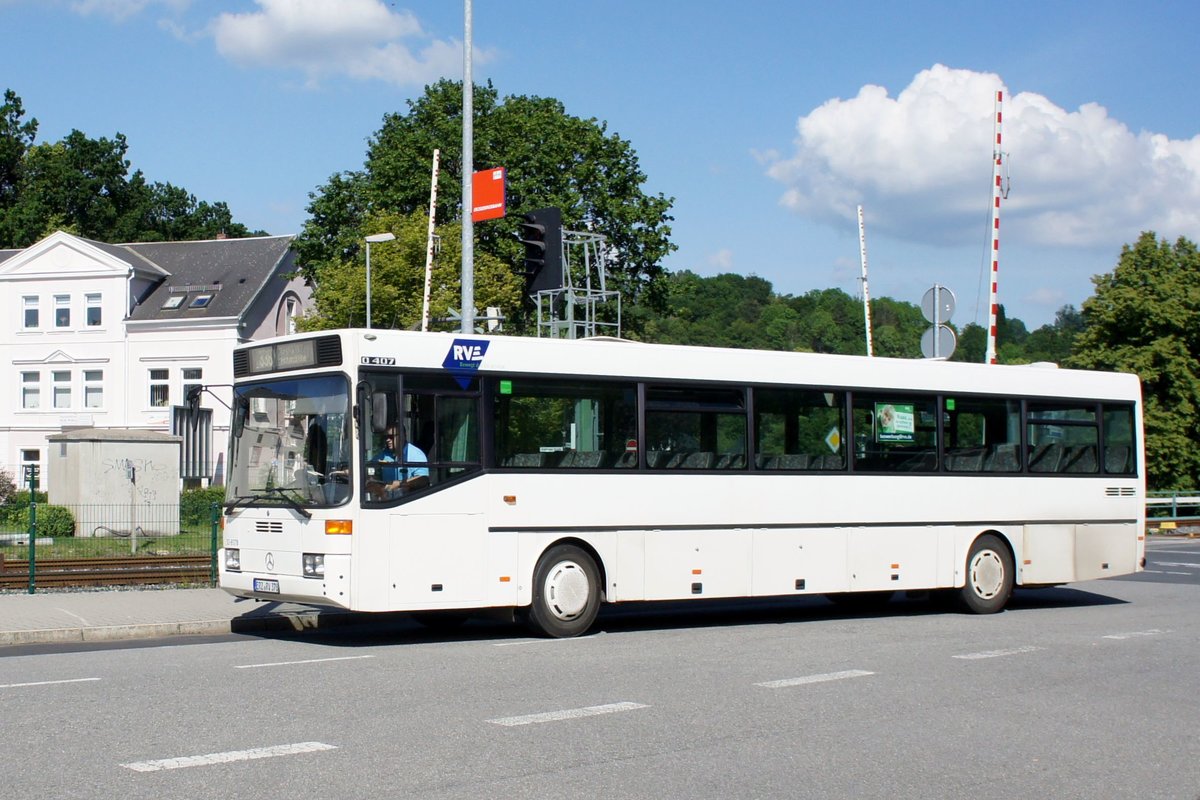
{"left": 3, "top": 539, "right": 1198, "bottom": 800}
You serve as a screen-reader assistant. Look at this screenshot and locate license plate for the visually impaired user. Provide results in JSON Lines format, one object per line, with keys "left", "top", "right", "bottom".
{"left": 254, "top": 578, "right": 280, "bottom": 593}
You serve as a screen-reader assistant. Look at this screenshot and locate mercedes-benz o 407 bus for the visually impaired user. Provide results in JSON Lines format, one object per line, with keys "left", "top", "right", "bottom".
{"left": 218, "top": 329, "right": 1145, "bottom": 637}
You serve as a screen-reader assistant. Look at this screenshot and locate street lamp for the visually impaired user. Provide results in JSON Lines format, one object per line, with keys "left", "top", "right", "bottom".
{"left": 363, "top": 232, "right": 395, "bottom": 329}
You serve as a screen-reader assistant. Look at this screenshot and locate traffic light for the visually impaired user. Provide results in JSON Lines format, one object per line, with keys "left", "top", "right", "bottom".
{"left": 518, "top": 207, "right": 563, "bottom": 293}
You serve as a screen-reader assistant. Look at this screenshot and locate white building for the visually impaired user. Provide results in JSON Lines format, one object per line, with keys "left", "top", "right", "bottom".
{"left": 0, "top": 231, "right": 310, "bottom": 489}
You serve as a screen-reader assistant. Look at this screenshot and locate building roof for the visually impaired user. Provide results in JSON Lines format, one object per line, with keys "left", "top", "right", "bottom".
{"left": 122, "top": 235, "right": 297, "bottom": 321}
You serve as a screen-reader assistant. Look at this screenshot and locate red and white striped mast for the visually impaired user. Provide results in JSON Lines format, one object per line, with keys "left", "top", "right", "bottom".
{"left": 984, "top": 89, "right": 1004, "bottom": 364}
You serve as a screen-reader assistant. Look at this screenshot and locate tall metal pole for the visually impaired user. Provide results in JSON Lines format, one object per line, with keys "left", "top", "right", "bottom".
{"left": 422, "top": 148, "right": 440, "bottom": 332}
{"left": 984, "top": 89, "right": 1004, "bottom": 365}
{"left": 460, "top": 0, "right": 474, "bottom": 334}
{"left": 364, "top": 239, "right": 373, "bottom": 329}
{"left": 857, "top": 205, "right": 874, "bottom": 357}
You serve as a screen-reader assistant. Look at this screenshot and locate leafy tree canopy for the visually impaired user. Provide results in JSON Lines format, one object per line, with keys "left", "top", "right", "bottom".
{"left": 295, "top": 80, "right": 676, "bottom": 329}
{"left": 0, "top": 89, "right": 262, "bottom": 247}
{"left": 1068, "top": 232, "right": 1200, "bottom": 490}
{"left": 298, "top": 209, "right": 522, "bottom": 333}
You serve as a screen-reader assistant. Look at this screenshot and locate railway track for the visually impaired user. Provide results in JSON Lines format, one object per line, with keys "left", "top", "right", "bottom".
{"left": 0, "top": 555, "right": 213, "bottom": 589}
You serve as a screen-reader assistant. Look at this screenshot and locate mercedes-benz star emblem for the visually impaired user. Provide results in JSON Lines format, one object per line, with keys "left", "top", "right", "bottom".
{"left": 265, "top": 552, "right": 275, "bottom": 571}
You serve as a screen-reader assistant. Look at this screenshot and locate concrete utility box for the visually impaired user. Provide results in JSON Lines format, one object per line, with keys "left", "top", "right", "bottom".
{"left": 47, "top": 429, "right": 182, "bottom": 537}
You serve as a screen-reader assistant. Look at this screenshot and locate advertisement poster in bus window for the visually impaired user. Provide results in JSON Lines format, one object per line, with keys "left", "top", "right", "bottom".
{"left": 875, "top": 403, "right": 915, "bottom": 443}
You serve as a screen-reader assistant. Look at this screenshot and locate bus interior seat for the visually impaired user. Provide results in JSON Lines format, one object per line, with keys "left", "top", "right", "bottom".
{"left": 1062, "top": 444, "right": 1098, "bottom": 473}
{"left": 506, "top": 452, "right": 545, "bottom": 468}
{"left": 984, "top": 443, "right": 1020, "bottom": 472}
{"left": 613, "top": 451, "right": 638, "bottom": 469}
{"left": 715, "top": 453, "right": 746, "bottom": 470}
{"left": 775, "top": 454, "right": 811, "bottom": 470}
{"left": 1028, "top": 442, "right": 1065, "bottom": 473}
{"left": 946, "top": 447, "right": 986, "bottom": 472}
{"left": 677, "top": 452, "right": 714, "bottom": 469}
{"left": 1104, "top": 444, "right": 1131, "bottom": 474}
{"left": 564, "top": 451, "right": 604, "bottom": 469}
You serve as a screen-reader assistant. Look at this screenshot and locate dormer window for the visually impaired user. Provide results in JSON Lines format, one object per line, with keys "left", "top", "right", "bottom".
{"left": 162, "top": 295, "right": 185, "bottom": 309}
{"left": 190, "top": 294, "right": 213, "bottom": 308}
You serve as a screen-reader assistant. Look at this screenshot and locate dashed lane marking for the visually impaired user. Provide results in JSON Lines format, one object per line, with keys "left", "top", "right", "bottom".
{"left": 953, "top": 645, "right": 1042, "bottom": 660}
{"left": 0, "top": 677, "right": 100, "bottom": 689}
{"left": 487, "top": 701, "right": 648, "bottom": 727}
{"left": 1103, "top": 629, "right": 1169, "bottom": 640}
{"left": 234, "top": 655, "right": 375, "bottom": 669}
{"left": 122, "top": 742, "right": 337, "bottom": 772}
{"left": 755, "top": 669, "right": 876, "bottom": 688}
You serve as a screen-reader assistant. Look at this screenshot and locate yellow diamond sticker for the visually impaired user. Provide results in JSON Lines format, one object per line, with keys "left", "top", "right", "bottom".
{"left": 825, "top": 426, "right": 841, "bottom": 453}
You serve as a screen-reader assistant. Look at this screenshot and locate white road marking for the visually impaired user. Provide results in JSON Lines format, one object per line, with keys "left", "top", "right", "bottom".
{"left": 234, "top": 655, "right": 374, "bottom": 669}
{"left": 1143, "top": 570, "right": 1193, "bottom": 575}
{"left": 755, "top": 669, "right": 875, "bottom": 688}
{"left": 122, "top": 741, "right": 337, "bottom": 772}
{"left": 487, "top": 701, "right": 648, "bottom": 727}
{"left": 492, "top": 638, "right": 589, "bottom": 647}
{"left": 953, "top": 645, "right": 1042, "bottom": 660}
{"left": 1103, "top": 629, "right": 1169, "bottom": 640}
{"left": 1147, "top": 549, "right": 1200, "bottom": 555}
{"left": 0, "top": 677, "right": 100, "bottom": 689}
{"left": 1154, "top": 561, "right": 1200, "bottom": 569}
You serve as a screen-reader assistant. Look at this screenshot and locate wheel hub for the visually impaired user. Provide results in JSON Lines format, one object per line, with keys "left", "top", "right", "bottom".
{"left": 970, "top": 551, "right": 1004, "bottom": 599}
{"left": 546, "top": 561, "right": 589, "bottom": 619}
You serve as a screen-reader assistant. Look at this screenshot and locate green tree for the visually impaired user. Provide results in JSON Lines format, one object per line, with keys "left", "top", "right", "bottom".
{"left": 299, "top": 209, "right": 522, "bottom": 332}
{"left": 295, "top": 80, "right": 675, "bottom": 328}
{"left": 0, "top": 89, "right": 261, "bottom": 247}
{"left": 1067, "top": 232, "right": 1200, "bottom": 490}
{"left": 0, "top": 89, "right": 37, "bottom": 209}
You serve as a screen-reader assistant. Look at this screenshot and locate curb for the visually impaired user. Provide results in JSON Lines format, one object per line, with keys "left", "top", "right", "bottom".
{"left": 0, "top": 609, "right": 377, "bottom": 647}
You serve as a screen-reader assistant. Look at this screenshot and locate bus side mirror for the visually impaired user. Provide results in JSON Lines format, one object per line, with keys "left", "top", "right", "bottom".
{"left": 232, "top": 396, "right": 249, "bottom": 437}
{"left": 371, "top": 392, "right": 389, "bottom": 434}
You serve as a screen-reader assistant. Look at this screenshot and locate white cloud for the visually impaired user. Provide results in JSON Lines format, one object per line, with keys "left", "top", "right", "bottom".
{"left": 707, "top": 248, "right": 734, "bottom": 269}
{"left": 765, "top": 64, "right": 1200, "bottom": 250}
{"left": 211, "top": 0, "right": 484, "bottom": 88}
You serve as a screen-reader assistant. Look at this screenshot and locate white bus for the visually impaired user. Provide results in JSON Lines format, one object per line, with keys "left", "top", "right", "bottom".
{"left": 218, "top": 329, "right": 1145, "bottom": 637}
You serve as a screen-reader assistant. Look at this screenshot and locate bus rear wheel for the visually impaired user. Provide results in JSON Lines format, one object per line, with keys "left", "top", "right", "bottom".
{"left": 524, "top": 544, "right": 601, "bottom": 638}
{"left": 957, "top": 534, "right": 1013, "bottom": 614}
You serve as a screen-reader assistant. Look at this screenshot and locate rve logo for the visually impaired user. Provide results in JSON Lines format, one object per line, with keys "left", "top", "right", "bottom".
{"left": 442, "top": 339, "right": 489, "bottom": 388}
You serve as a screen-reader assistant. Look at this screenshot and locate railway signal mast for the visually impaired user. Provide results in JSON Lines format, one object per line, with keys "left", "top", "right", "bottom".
{"left": 984, "top": 89, "right": 1007, "bottom": 365}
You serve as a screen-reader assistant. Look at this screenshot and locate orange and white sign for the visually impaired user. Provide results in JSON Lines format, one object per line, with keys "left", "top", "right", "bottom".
{"left": 471, "top": 168, "right": 506, "bottom": 222}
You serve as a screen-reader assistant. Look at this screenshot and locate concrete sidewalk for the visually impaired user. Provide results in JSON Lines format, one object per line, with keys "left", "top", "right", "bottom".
{"left": 0, "top": 586, "right": 361, "bottom": 646}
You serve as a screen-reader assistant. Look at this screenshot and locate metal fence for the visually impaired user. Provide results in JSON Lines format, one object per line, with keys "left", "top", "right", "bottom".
{"left": 0, "top": 501, "right": 222, "bottom": 592}
{"left": 1146, "top": 490, "right": 1200, "bottom": 535}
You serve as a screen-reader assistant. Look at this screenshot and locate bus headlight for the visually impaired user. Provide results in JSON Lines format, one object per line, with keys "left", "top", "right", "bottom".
{"left": 225, "top": 548, "right": 241, "bottom": 571}
{"left": 303, "top": 553, "right": 325, "bottom": 578}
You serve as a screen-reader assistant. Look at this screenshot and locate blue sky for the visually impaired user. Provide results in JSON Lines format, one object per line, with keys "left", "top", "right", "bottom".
{"left": 3, "top": 0, "right": 1199, "bottom": 329}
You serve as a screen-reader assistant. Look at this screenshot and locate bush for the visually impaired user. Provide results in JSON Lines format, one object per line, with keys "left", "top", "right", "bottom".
{"left": 180, "top": 486, "right": 225, "bottom": 527}
{"left": 17, "top": 504, "right": 76, "bottom": 537}
{"left": 0, "top": 490, "right": 48, "bottom": 530}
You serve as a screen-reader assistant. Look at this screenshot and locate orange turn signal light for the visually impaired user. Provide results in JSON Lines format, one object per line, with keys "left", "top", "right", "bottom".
{"left": 325, "top": 519, "right": 353, "bottom": 535}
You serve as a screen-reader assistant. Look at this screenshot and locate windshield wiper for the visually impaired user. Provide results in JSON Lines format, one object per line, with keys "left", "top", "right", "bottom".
{"left": 223, "top": 487, "right": 313, "bottom": 519}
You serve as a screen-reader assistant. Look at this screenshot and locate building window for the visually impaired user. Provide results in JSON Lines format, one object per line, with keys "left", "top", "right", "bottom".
{"left": 53, "top": 370, "right": 71, "bottom": 409}
{"left": 55, "top": 295, "right": 70, "bottom": 327}
{"left": 86, "top": 293, "right": 102, "bottom": 326}
{"left": 183, "top": 368, "right": 202, "bottom": 405}
{"left": 22, "top": 296, "right": 38, "bottom": 328}
{"left": 150, "top": 369, "right": 170, "bottom": 407}
{"left": 21, "top": 372, "right": 39, "bottom": 409}
{"left": 162, "top": 294, "right": 185, "bottom": 310}
{"left": 190, "top": 294, "right": 213, "bottom": 308}
{"left": 20, "top": 449, "right": 40, "bottom": 490}
{"left": 84, "top": 370, "right": 103, "bottom": 408}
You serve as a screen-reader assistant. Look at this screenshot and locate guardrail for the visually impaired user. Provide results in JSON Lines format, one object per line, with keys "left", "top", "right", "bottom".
{"left": 1146, "top": 490, "right": 1200, "bottom": 535}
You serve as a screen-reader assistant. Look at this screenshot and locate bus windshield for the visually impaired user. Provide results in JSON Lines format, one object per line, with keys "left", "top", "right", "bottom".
{"left": 225, "top": 374, "right": 352, "bottom": 510}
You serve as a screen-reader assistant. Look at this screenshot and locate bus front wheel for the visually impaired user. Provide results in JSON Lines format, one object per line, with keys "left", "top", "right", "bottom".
{"left": 524, "top": 544, "right": 601, "bottom": 638}
{"left": 958, "top": 534, "right": 1013, "bottom": 614}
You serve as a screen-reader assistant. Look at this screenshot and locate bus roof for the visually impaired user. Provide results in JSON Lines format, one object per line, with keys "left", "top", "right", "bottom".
{"left": 266, "top": 329, "right": 1142, "bottom": 403}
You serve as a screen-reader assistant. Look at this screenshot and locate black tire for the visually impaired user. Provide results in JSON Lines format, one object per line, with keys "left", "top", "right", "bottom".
{"left": 957, "top": 534, "right": 1014, "bottom": 614}
{"left": 524, "top": 544, "right": 601, "bottom": 638}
